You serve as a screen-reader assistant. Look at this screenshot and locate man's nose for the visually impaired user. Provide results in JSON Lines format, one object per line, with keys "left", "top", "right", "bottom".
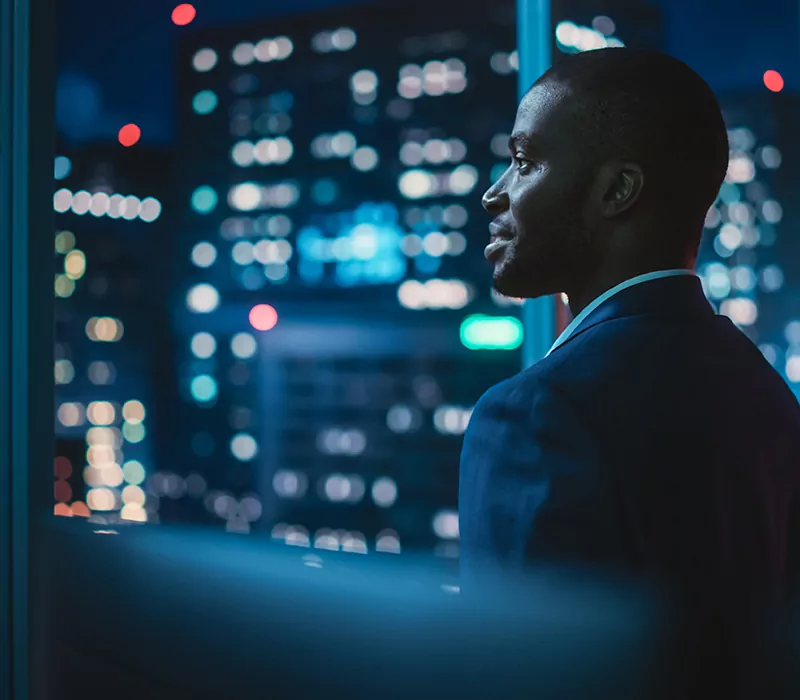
{"left": 481, "top": 182, "right": 509, "bottom": 214}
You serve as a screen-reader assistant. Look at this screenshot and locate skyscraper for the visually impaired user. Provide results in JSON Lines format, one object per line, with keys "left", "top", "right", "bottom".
{"left": 707, "top": 90, "right": 800, "bottom": 398}
{"left": 53, "top": 144, "right": 171, "bottom": 525}
{"left": 170, "top": 0, "right": 528, "bottom": 554}
{"left": 164, "top": 0, "right": 672, "bottom": 555}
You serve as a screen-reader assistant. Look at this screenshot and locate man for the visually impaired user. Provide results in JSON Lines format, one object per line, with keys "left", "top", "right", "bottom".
{"left": 458, "top": 48, "right": 800, "bottom": 696}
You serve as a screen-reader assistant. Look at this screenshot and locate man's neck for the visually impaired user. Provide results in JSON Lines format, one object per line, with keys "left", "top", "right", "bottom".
{"left": 566, "top": 257, "right": 694, "bottom": 318}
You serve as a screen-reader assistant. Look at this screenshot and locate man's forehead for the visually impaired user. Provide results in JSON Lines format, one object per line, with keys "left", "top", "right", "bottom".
{"left": 512, "top": 83, "right": 574, "bottom": 140}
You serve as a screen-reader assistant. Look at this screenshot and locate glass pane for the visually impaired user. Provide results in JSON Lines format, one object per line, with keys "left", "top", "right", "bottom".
{"left": 54, "top": 0, "right": 522, "bottom": 560}
{"left": 53, "top": 0, "right": 800, "bottom": 561}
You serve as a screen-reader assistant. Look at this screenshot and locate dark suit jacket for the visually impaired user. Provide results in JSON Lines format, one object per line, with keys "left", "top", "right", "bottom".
{"left": 458, "top": 274, "right": 800, "bottom": 696}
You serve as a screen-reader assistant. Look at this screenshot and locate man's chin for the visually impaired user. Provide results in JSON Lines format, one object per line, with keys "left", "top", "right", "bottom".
{"left": 492, "top": 268, "right": 551, "bottom": 300}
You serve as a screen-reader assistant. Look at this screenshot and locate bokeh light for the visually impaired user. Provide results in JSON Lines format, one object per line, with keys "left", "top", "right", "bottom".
{"left": 172, "top": 3, "right": 196, "bottom": 26}
{"left": 192, "top": 90, "right": 218, "bottom": 115}
{"left": 249, "top": 304, "right": 278, "bottom": 331}
{"left": 191, "top": 186, "right": 218, "bottom": 214}
{"left": 118, "top": 124, "right": 141, "bottom": 147}
{"left": 54, "top": 156, "right": 71, "bottom": 180}
{"left": 122, "top": 460, "right": 146, "bottom": 486}
{"left": 231, "top": 332, "right": 257, "bottom": 359}
{"left": 230, "top": 433, "right": 258, "bottom": 461}
{"left": 191, "top": 332, "right": 217, "bottom": 358}
{"left": 763, "top": 70, "right": 784, "bottom": 93}
{"left": 191, "top": 375, "right": 218, "bottom": 403}
{"left": 49, "top": 8, "right": 800, "bottom": 555}
{"left": 191, "top": 241, "right": 217, "bottom": 268}
{"left": 186, "top": 283, "right": 220, "bottom": 313}
{"left": 192, "top": 48, "right": 218, "bottom": 72}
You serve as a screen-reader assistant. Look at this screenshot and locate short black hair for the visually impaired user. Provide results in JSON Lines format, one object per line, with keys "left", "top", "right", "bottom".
{"left": 535, "top": 48, "right": 729, "bottom": 239}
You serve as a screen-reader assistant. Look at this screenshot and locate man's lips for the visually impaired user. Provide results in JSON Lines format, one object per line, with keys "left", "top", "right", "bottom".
{"left": 485, "top": 223, "right": 514, "bottom": 261}
{"left": 485, "top": 237, "right": 512, "bottom": 262}
{"left": 488, "top": 223, "right": 514, "bottom": 241}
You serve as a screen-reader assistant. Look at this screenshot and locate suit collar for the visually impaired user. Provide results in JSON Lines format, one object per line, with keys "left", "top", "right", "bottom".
{"left": 551, "top": 273, "right": 715, "bottom": 355}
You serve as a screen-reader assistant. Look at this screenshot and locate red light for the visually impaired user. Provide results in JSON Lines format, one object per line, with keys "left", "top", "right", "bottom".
{"left": 71, "top": 501, "right": 90, "bottom": 517}
{"left": 54, "top": 481, "right": 72, "bottom": 503}
{"left": 54, "top": 456, "right": 72, "bottom": 479}
{"left": 764, "top": 70, "right": 784, "bottom": 93}
{"left": 172, "top": 3, "right": 196, "bottom": 26}
{"left": 118, "top": 124, "right": 141, "bottom": 147}
{"left": 249, "top": 304, "right": 278, "bottom": 331}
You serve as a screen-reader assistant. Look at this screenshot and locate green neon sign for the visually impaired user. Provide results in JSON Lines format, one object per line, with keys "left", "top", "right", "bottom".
{"left": 460, "top": 315, "right": 523, "bottom": 350}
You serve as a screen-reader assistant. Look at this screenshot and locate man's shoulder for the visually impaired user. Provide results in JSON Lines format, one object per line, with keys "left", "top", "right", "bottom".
{"left": 536, "top": 311, "right": 800, "bottom": 424}
{"left": 538, "top": 311, "right": 758, "bottom": 381}
{"left": 479, "top": 310, "right": 799, "bottom": 423}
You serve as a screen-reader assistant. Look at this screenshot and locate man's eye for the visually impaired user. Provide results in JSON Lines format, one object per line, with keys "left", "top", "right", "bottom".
{"left": 513, "top": 155, "right": 533, "bottom": 172}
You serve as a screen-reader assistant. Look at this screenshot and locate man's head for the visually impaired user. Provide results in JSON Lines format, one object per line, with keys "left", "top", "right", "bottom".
{"left": 483, "top": 48, "right": 729, "bottom": 300}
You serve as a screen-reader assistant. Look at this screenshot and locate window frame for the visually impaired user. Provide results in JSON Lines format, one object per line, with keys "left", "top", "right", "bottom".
{"left": 518, "top": 0, "right": 556, "bottom": 367}
{"left": 0, "top": 0, "right": 55, "bottom": 696}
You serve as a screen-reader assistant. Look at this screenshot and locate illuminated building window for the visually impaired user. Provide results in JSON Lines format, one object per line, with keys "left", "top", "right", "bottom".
{"left": 253, "top": 36, "right": 293, "bottom": 62}
{"left": 231, "top": 332, "right": 257, "bottom": 359}
{"left": 85, "top": 317, "right": 124, "bottom": 342}
{"left": 720, "top": 298, "right": 758, "bottom": 327}
{"left": 312, "top": 27, "right": 356, "bottom": 53}
{"left": 786, "top": 354, "right": 800, "bottom": 383}
{"left": 758, "top": 146, "right": 781, "bottom": 169}
{"left": 88, "top": 361, "right": 116, "bottom": 385}
{"left": 123, "top": 421, "right": 146, "bottom": 443}
{"left": 190, "top": 374, "right": 218, "bottom": 403}
{"left": 555, "top": 21, "right": 624, "bottom": 54}
{"left": 230, "top": 433, "right": 258, "bottom": 461}
{"left": 186, "top": 283, "right": 220, "bottom": 313}
{"left": 193, "top": 48, "right": 218, "bottom": 72}
{"left": 54, "top": 156, "right": 71, "bottom": 180}
{"left": 57, "top": 402, "right": 85, "bottom": 427}
{"left": 193, "top": 90, "right": 218, "bottom": 115}
{"left": 191, "top": 332, "right": 217, "bottom": 358}
{"left": 191, "top": 186, "right": 218, "bottom": 213}
{"left": 122, "top": 400, "right": 146, "bottom": 424}
{"left": 371, "top": 477, "right": 397, "bottom": 507}
{"left": 432, "top": 510, "right": 459, "bottom": 539}
{"left": 376, "top": 529, "right": 401, "bottom": 553}
{"left": 54, "top": 359, "right": 75, "bottom": 385}
{"left": 191, "top": 241, "right": 217, "bottom": 268}
{"left": 122, "top": 461, "right": 146, "bottom": 486}
{"left": 785, "top": 321, "right": 800, "bottom": 346}
{"left": 273, "top": 470, "right": 309, "bottom": 498}
{"left": 760, "top": 265, "right": 784, "bottom": 292}
{"left": 55, "top": 230, "right": 75, "bottom": 253}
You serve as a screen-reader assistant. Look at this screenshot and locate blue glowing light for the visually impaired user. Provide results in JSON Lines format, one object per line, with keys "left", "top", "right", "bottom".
{"left": 717, "top": 183, "right": 741, "bottom": 205}
{"left": 310, "top": 179, "right": 339, "bottom": 205}
{"left": 298, "top": 258, "right": 324, "bottom": 284}
{"left": 191, "top": 186, "right": 218, "bottom": 214}
{"left": 297, "top": 204, "right": 406, "bottom": 286}
{"left": 269, "top": 91, "right": 294, "bottom": 112}
{"left": 193, "top": 90, "right": 218, "bottom": 115}
{"left": 241, "top": 266, "right": 266, "bottom": 290}
{"left": 54, "top": 156, "right": 72, "bottom": 181}
{"left": 414, "top": 254, "right": 442, "bottom": 275}
{"left": 190, "top": 374, "right": 218, "bottom": 402}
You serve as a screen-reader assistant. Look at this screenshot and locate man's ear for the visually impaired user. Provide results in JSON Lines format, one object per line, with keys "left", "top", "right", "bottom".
{"left": 598, "top": 162, "right": 645, "bottom": 218}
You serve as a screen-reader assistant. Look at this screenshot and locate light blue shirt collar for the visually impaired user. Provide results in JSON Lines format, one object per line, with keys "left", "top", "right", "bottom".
{"left": 545, "top": 269, "right": 697, "bottom": 358}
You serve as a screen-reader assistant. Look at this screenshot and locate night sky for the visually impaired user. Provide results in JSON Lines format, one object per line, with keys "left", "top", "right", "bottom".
{"left": 57, "top": 0, "right": 798, "bottom": 144}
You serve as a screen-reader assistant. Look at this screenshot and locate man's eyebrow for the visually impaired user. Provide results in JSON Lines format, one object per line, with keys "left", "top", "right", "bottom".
{"left": 508, "top": 133, "right": 539, "bottom": 152}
